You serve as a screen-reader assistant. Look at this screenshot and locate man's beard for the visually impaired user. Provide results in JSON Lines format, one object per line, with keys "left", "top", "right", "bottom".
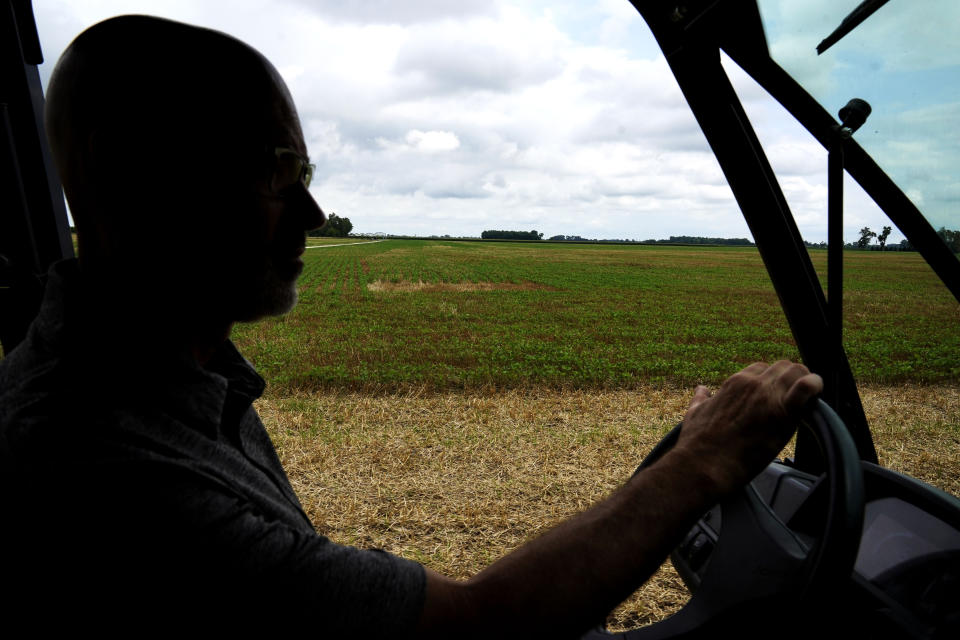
{"left": 233, "top": 256, "right": 300, "bottom": 322}
{"left": 251, "top": 270, "right": 298, "bottom": 318}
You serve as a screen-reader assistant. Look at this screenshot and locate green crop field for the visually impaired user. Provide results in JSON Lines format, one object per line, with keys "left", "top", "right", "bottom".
{"left": 233, "top": 240, "right": 960, "bottom": 392}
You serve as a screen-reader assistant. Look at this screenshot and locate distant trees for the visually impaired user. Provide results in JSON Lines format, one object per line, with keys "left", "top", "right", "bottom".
{"left": 647, "top": 236, "right": 753, "bottom": 246}
{"left": 544, "top": 235, "right": 755, "bottom": 245}
{"left": 481, "top": 230, "right": 543, "bottom": 240}
{"left": 877, "top": 226, "right": 892, "bottom": 250}
{"left": 310, "top": 212, "right": 353, "bottom": 237}
{"left": 938, "top": 227, "right": 960, "bottom": 253}
{"left": 883, "top": 228, "right": 958, "bottom": 252}
{"left": 475, "top": 227, "right": 960, "bottom": 251}
{"left": 850, "top": 225, "right": 960, "bottom": 252}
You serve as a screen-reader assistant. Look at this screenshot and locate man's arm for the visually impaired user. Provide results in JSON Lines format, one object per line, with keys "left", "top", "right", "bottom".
{"left": 416, "top": 360, "right": 823, "bottom": 638}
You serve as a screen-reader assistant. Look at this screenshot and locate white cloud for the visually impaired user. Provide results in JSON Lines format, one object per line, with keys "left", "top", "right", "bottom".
{"left": 392, "top": 11, "right": 566, "bottom": 95}
{"left": 404, "top": 130, "right": 461, "bottom": 152}
{"left": 286, "top": 0, "right": 496, "bottom": 25}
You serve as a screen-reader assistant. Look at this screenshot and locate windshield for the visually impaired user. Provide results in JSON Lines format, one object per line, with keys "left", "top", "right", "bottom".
{"left": 757, "top": 0, "right": 960, "bottom": 235}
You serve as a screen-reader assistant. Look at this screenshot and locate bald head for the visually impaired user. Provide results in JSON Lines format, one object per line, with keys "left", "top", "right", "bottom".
{"left": 46, "top": 15, "right": 297, "bottom": 235}
{"left": 45, "top": 15, "right": 325, "bottom": 326}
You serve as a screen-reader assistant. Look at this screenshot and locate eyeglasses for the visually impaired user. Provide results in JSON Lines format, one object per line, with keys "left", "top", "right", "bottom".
{"left": 269, "top": 146, "right": 315, "bottom": 194}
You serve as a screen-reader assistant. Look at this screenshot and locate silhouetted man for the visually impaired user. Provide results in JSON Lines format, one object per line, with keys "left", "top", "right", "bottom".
{"left": 0, "top": 15, "right": 822, "bottom": 637}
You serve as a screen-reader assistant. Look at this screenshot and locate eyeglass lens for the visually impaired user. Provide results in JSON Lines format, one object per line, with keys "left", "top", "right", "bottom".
{"left": 273, "top": 150, "right": 314, "bottom": 191}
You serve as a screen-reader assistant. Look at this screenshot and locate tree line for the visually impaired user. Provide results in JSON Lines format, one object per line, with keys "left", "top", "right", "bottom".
{"left": 855, "top": 226, "right": 959, "bottom": 252}
{"left": 642, "top": 235, "right": 753, "bottom": 246}
{"left": 308, "top": 213, "right": 353, "bottom": 238}
{"left": 445, "top": 226, "right": 960, "bottom": 252}
{"left": 540, "top": 234, "right": 756, "bottom": 245}
{"left": 934, "top": 227, "right": 960, "bottom": 253}
{"left": 481, "top": 230, "right": 544, "bottom": 240}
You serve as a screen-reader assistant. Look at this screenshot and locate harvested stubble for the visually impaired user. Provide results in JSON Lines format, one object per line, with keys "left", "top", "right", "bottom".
{"left": 256, "top": 382, "right": 960, "bottom": 631}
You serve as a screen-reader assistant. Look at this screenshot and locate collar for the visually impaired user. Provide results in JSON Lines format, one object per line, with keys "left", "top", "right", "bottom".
{"left": 32, "top": 259, "right": 266, "bottom": 439}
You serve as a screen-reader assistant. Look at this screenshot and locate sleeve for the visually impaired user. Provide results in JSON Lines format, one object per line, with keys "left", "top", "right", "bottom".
{"left": 187, "top": 481, "right": 428, "bottom": 635}
{"left": 21, "top": 456, "right": 427, "bottom": 636}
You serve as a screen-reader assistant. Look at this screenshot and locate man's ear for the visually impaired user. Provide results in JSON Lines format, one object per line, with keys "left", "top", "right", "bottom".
{"left": 84, "top": 128, "right": 152, "bottom": 239}
{"left": 86, "top": 127, "right": 155, "bottom": 213}
{"left": 86, "top": 130, "right": 109, "bottom": 187}
{"left": 85, "top": 129, "right": 122, "bottom": 219}
{"left": 88, "top": 127, "right": 141, "bottom": 185}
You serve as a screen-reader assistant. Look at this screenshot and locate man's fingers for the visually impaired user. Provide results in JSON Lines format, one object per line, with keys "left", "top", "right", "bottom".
{"left": 759, "top": 359, "right": 796, "bottom": 382}
{"left": 700, "top": 360, "right": 822, "bottom": 419}
{"left": 687, "top": 385, "right": 711, "bottom": 410}
{"left": 783, "top": 373, "right": 824, "bottom": 411}
{"left": 761, "top": 361, "right": 810, "bottom": 393}
{"left": 761, "top": 361, "right": 821, "bottom": 413}
{"left": 720, "top": 362, "right": 768, "bottom": 391}
{"left": 741, "top": 362, "right": 769, "bottom": 376}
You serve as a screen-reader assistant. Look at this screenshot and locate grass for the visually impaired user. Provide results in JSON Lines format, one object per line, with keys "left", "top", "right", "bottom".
{"left": 234, "top": 241, "right": 959, "bottom": 391}
{"left": 232, "top": 240, "right": 959, "bottom": 630}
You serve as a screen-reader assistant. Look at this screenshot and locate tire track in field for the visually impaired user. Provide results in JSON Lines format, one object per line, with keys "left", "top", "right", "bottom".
{"left": 305, "top": 240, "right": 386, "bottom": 249}
{"left": 306, "top": 240, "right": 385, "bottom": 291}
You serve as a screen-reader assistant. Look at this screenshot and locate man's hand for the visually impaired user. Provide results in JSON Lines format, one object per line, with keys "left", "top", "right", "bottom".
{"left": 673, "top": 360, "right": 823, "bottom": 495}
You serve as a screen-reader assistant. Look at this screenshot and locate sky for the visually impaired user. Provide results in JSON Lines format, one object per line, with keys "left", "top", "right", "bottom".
{"left": 32, "top": 0, "right": 960, "bottom": 242}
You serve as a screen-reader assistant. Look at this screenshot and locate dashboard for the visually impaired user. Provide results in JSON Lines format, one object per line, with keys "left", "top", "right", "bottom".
{"left": 672, "top": 461, "right": 960, "bottom": 638}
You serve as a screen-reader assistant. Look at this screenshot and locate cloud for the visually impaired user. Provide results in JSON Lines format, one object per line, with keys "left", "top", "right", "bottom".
{"left": 286, "top": 0, "right": 496, "bottom": 25}
{"left": 404, "top": 130, "right": 461, "bottom": 152}
{"left": 392, "top": 14, "right": 565, "bottom": 95}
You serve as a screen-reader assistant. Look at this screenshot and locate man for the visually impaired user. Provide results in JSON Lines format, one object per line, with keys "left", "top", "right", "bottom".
{"left": 0, "top": 15, "right": 823, "bottom": 637}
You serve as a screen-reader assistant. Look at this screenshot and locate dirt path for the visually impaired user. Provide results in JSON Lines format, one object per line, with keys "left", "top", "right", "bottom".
{"left": 305, "top": 239, "right": 386, "bottom": 249}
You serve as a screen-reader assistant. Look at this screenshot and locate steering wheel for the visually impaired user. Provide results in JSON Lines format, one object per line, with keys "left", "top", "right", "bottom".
{"left": 582, "top": 399, "right": 864, "bottom": 638}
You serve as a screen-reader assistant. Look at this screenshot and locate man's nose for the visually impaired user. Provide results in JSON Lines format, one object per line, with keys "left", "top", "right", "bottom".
{"left": 298, "top": 186, "right": 326, "bottom": 231}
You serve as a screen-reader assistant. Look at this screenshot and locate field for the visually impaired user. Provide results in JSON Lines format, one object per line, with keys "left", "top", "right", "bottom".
{"left": 236, "top": 240, "right": 959, "bottom": 390}
{"left": 232, "top": 240, "right": 960, "bottom": 630}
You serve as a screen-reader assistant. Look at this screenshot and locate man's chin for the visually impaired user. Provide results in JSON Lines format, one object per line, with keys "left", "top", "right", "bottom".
{"left": 234, "top": 276, "right": 299, "bottom": 322}
{"left": 261, "top": 283, "right": 299, "bottom": 317}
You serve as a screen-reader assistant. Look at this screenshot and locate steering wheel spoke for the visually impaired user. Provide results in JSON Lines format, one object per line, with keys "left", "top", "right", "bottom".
{"left": 703, "top": 484, "right": 809, "bottom": 599}
{"left": 601, "top": 400, "right": 865, "bottom": 639}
